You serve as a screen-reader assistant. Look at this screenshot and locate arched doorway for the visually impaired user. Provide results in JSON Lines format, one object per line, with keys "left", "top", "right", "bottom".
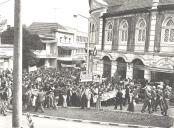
{"left": 102, "top": 56, "right": 111, "bottom": 78}
{"left": 116, "top": 57, "right": 127, "bottom": 79}
{"left": 132, "top": 59, "right": 144, "bottom": 79}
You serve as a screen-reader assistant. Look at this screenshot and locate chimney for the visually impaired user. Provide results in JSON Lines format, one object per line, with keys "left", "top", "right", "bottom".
{"left": 152, "top": 0, "right": 159, "bottom": 10}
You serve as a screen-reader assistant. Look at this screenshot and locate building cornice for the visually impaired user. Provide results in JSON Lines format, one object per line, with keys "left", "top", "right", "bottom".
{"left": 102, "top": 7, "right": 151, "bottom": 18}
{"left": 101, "top": 4, "right": 174, "bottom": 18}
{"left": 89, "top": 7, "right": 106, "bottom": 14}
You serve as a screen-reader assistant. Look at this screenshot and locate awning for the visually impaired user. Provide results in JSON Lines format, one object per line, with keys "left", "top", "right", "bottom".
{"left": 58, "top": 44, "right": 85, "bottom": 50}
{"left": 134, "top": 65, "right": 174, "bottom": 74}
{"left": 147, "top": 67, "right": 174, "bottom": 74}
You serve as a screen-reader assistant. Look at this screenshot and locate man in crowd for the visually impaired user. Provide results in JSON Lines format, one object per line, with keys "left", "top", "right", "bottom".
{"left": 114, "top": 88, "right": 123, "bottom": 110}
{"left": 35, "top": 89, "right": 45, "bottom": 113}
{"left": 141, "top": 83, "right": 152, "bottom": 114}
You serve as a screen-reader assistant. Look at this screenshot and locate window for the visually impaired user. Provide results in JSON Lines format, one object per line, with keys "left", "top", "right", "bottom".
{"left": 119, "top": 20, "right": 128, "bottom": 42}
{"left": 105, "top": 22, "right": 113, "bottom": 43}
{"left": 136, "top": 19, "right": 146, "bottom": 43}
{"left": 163, "top": 18, "right": 174, "bottom": 43}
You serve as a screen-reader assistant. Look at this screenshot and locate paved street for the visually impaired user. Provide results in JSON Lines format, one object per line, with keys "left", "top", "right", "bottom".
{"left": 0, "top": 114, "right": 125, "bottom": 128}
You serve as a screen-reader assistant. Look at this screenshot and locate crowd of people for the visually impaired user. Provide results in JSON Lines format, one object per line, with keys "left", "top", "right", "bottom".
{"left": 0, "top": 67, "right": 173, "bottom": 116}
{"left": 113, "top": 79, "right": 172, "bottom": 116}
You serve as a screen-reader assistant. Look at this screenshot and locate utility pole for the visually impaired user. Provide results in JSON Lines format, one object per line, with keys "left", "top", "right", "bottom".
{"left": 12, "top": 0, "right": 22, "bottom": 128}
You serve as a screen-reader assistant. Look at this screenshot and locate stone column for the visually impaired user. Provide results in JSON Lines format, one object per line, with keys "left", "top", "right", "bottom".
{"left": 148, "top": 0, "right": 159, "bottom": 52}
{"left": 97, "top": 9, "right": 107, "bottom": 50}
{"left": 126, "top": 63, "right": 133, "bottom": 79}
{"left": 144, "top": 69, "right": 151, "bottom": 81}
{"left": 100, "top": 60, "right": 103, "bottom": 79}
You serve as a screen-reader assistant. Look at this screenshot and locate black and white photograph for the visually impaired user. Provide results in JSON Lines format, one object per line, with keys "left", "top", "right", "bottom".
{"left": 0, "top": 0, "right": 174, "bottom": 128}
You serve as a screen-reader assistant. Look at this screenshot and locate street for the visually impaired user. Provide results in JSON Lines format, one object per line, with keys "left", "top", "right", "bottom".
{"left": 0, "top": 114, "right": 126, "bottom": 128}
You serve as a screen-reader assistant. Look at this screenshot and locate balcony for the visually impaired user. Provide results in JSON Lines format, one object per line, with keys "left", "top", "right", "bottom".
{"left": 34, "top": 50, "right": 57, "bottom": 58}
{"left": 41, "top": 39, "right": 57, "bottom": 43}
{"left": 57, "top": 54, "right": 86, "bottom": 62}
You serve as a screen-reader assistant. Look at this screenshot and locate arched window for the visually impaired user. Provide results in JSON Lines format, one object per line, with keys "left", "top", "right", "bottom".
{"left": 136, "top": 19, "right": 146, "bottom": 43}
{"left": 105, "top": 22, "right": 113, "bottom": 43}
{"left": 162, "top": 18, "right": 174, "bottom": 43}
{"left": 119, "top": 20, "right": 128, "bottom": 42}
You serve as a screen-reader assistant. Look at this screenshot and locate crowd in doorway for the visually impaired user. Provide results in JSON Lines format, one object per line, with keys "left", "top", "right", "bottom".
{"left": 0, "top": 68, "right": 173, "bottom": 116}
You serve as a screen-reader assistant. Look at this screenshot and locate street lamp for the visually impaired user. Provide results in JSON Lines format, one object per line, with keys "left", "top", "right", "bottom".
{"left": 73, "top": 14, "right": 90, "bottom": 74}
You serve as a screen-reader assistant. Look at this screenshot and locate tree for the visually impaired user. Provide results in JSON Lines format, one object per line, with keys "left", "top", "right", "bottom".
{"left": 0, "top": 16, "right": 7, "bottom": 32}
{"left": 1, "top": 26, "right": 43, "bottom": 69}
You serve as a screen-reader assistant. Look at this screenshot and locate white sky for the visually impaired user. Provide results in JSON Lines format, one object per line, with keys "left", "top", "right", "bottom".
{"left": 0, "top": 0, "right": 90, "bottom": 32}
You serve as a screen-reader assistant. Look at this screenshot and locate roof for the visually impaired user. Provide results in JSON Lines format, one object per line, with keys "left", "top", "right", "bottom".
{"left": 28, "top": 22, "right": 67, "bottom": 37}
{"left": 90, "top": 0, "right": 174, "bottom": 14}
{"left": 107, "top": 0, "right": 152, "bottom": 13}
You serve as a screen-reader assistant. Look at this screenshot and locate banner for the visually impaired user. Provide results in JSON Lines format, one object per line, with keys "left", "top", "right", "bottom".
{"left": 93, "top": 74, "right": 101, "bottom": 82}
{"left": 100, "top": 90, "right": 117, "bottom": 101}
{"left": 29, "top": 65, "right": 37, "bottom": 72}
{"left": 80, "top": 71, "right": 92, "bottom": 82}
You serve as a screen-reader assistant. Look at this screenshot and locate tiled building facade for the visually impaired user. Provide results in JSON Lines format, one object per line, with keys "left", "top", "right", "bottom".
{"left": 89, "top": 0, "right": 174, "bottom": 81}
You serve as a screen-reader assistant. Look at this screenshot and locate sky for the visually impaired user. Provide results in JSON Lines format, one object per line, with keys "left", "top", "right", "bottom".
{"left": 0, "top": 0, "right": 90, "bottom": 32}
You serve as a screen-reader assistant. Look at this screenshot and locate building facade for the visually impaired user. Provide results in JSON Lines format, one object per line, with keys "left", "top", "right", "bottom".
{"left": 29, "top": 22, "right": 88, "bottom": 68}
{"left": 88, "top": 0, "right": 174, "bottom": 82}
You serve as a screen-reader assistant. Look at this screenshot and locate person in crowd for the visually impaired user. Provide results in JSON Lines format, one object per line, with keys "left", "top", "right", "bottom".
{"left": 127, "top": 90, "right": 135, "bottom": 112}
{"left": 151, "top": 86, "right": 157, "bottom": 112}
{"left": 114, "top": 88, "right": 123, "bottom": 110}
{"left": 61, "top": 86, "right": 68, "bottom": 108}
{"left": 0, "top": 101, "right": 8, "bottom": 116}
{"left": 141, "top": 83, "right": 153, "bottom": 114}
{"left": 35, "top": 89, "right": 45, "bottom": 113}
{"left": 85, "top": 84, "right": 92, "bottom": 109}
{"left": 161, "top": 84, "right": 172, "bottom": 116}
{"left": 125, "top": 85, "right": 130, "bottom": 105}
{"left": 81, "top": 86, "right": 87, "bottom": 109}
{"left": 53, "top": 86, "right": 59, "bottom": 109}
{"left": 0, "top": 67, "right": 172, "bottom": 117}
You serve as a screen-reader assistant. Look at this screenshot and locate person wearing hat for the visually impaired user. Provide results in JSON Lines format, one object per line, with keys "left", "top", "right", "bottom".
{"left": 161, "top": 84, "right": 172, "bottom": 116}
{"left": 154, "top": 83, "right": 163, "bottom": 112}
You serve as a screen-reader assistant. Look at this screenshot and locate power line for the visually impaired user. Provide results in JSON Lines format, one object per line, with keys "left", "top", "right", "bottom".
{"left": 0, "top": 0, "right": 11, "bottom": 6}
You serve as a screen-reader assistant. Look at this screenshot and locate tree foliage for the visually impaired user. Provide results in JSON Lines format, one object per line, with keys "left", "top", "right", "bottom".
{"left": 1, "top": 26, "right": 43, "bottom": 69}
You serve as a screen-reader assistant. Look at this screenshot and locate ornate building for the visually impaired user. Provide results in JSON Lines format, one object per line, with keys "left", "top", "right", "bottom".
{"left": 88, "top": 0, "right": 174, "bottom": 81}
